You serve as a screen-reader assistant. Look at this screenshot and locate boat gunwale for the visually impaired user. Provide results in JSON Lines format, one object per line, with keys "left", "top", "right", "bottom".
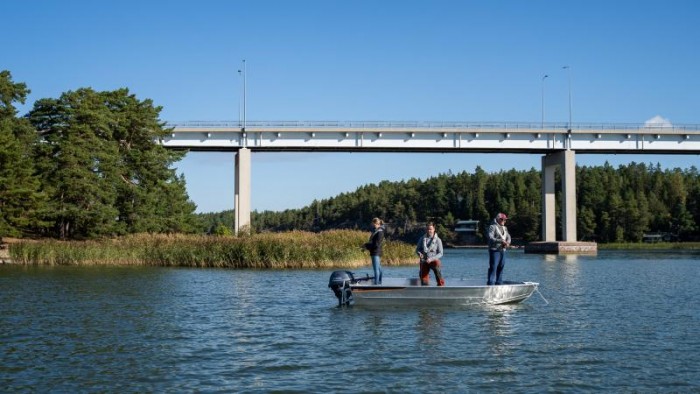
{"left": 350, "top": 280, "right": 539, "bottom": 290}
{"left": 347, "top": 279, "right": 539, "bottom": 305}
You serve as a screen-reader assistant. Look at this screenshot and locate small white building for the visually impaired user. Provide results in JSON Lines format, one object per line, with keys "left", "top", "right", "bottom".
{"left": 454, "top": 220, "right": 480, "bottom": 245}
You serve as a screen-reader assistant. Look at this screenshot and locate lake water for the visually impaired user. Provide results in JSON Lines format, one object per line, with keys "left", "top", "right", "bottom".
{"left": 1, "top": 249, "right": 699, "bottom": 392}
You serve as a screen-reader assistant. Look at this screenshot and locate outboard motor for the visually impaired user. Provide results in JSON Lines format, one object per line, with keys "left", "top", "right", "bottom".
{"left": 328, "top": 271, "right": 354, "bottom": 306}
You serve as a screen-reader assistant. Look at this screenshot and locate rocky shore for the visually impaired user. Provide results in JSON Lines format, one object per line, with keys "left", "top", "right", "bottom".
{"left": 0, "top": 243, "right": 11, "bottom": 264}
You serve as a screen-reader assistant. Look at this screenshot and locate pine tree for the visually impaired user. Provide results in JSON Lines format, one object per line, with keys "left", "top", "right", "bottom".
{"left": 30, "top": 90, "right": 120, "bottom": 238}
{"left": 28, "top": 87, "right": 198, "bottom": 239}
{"left": 0, "top": 71, "right": 48, "bottom": 238}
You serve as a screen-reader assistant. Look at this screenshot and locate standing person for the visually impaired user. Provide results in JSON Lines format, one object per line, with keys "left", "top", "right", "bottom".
{"left": 487, "top": 213, "right": 511, "bottom": 285}
{"left": 363, "top": 217, "right": 384, "bottom": 284}
{"left": 416, "top": 222, "right": 445, "bottom": 286}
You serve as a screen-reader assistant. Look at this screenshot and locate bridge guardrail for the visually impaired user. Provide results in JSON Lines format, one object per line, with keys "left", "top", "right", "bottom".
{"left": 166, "top": 120, "right": 700, "bottom": 131}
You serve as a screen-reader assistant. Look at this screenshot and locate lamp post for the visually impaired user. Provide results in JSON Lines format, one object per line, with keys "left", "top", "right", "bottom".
{"left": 541, "top": 74, "right": 548, "bottom": 129}
{"left": 237, "top": 59, "right": 247, "bottom": 132}
{"left": 562, "top": 66, "right": 572, "bottom": 131}
{"left": 238, "top": 100, "right": 242, "bottom": 128}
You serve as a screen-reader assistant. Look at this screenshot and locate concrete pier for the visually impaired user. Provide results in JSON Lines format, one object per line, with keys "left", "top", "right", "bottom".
{"left": 525, "top": 241, "right": 597, "bottom": 254}
{"left": 234, "top": 148, "right": 251, "bottom": 235}
{"left": 541, "top": 151, "right": 577, "bottom": 242}
{"left": 527, "top": 150, "right": 598, "bottom": 254}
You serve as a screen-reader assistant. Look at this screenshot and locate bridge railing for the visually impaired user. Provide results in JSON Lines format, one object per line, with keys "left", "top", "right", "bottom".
{"left": 166, "top": 120, "right": 700, "bottom": 131}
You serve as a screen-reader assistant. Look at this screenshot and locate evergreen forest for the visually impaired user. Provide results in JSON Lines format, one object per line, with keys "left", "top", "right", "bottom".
{"left": 2, "top": 70, "right": 699, "bottom": 243}
{"left": 201, "top": 164, "right": 700, "bottom": 244}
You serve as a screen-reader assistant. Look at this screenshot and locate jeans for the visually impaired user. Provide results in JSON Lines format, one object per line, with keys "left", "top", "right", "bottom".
{"left": 487, "top": 249, "right": 506, "bottom": 285}
{"left": 371, "top": 255, "right": 382, "bottom": 284}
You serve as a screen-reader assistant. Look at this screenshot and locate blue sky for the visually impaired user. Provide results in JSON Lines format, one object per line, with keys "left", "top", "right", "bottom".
{"left": 5, "top": 1, "right": 699, "bottom": 213}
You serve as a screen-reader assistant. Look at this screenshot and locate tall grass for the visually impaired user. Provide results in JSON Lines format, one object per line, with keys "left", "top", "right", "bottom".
{"left": 9, "top": 230, "right": 417, "bottom": 268}
{"left": 599, "top": 242, "right": 700, "bottom": 250}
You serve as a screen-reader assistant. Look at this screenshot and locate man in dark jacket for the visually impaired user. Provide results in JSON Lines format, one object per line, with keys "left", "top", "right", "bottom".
{"left": 364, "top": 218, "right": 384, "bottom": 284}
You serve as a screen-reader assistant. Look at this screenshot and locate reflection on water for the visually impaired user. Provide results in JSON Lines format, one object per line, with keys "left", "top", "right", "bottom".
{"left": 484, "top": 306, "right": 516, "bottom": 360}
{"left": 367, "top": 311, "right": 386, "bottom": 337}
{"left": 416, "top": 309, "right": 444, "bottom": 348}
{"left": 544, "top": 253, "right": 580, "bottom": 263}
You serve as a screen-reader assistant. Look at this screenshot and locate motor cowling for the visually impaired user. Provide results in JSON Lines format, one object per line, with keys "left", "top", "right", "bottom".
{"left": 328, "top": 270, "right": 354, "bottom": 306}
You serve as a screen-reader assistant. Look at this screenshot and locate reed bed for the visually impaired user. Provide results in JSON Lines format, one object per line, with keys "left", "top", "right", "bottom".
{"left": 8, "top": 230, "right": 416, "bottom": 269}
{"left": 599, "top": 242, "right": 700, "bottom": 250}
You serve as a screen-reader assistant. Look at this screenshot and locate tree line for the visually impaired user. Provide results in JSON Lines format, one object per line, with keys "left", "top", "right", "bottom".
{"left": 0, "top": 71, "right": 199, "bottom": 239}
{"left": 2, "top": 70, "right": 698, "bottom": 243}
{"left": 201, "top": 163, "right": 700, "bottom": 244}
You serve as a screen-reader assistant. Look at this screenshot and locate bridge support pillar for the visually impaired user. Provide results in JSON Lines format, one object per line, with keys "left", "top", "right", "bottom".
{"left": 541, "top": 150, "right": 577, "bottom": 242}
{"left": 234, "top": 148, "right": 251, "bottom": 235}
{"left": 526, "top": 150, "right": 596, "bottom": 254}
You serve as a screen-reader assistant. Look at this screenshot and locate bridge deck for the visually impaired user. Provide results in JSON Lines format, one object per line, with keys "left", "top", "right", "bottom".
{"left": 163, "top": 122, "right": 700, "bottom": 154}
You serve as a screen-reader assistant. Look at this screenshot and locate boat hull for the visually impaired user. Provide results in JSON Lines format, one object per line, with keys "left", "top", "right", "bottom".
{"left": 349, "top": 278, "right": 538, "bottom": 306}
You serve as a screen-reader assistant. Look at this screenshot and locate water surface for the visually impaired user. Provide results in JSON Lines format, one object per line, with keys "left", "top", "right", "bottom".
{"left": 1, "top": 249, "right": 699, "bottom": 392}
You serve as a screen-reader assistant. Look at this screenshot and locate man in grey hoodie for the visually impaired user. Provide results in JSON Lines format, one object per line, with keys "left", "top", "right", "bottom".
{"left": 416, "top": 222, "right": 445, "bottom": 286}
{"left": 487, "top": 213, "right": 511, "bottom": 285}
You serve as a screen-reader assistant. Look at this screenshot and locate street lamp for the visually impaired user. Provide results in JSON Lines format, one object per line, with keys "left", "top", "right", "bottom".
{"left": 562, "top": 66, "right": 572, "bottom": 131}
{"left": 541, "top": 74, "right": 548, "bottom": 129}
{"left": 237, "top": 59, "right": 247, "bottom": 132}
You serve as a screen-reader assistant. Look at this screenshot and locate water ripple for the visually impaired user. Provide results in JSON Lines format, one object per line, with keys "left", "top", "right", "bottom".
{"left": 1, "top": 251, "right": 700, "bottom": 392}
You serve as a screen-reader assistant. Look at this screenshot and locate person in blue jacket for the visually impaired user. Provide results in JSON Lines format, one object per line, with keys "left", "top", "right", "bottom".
{"left": 363, "top": 217, "right": 385, "bottom": 284}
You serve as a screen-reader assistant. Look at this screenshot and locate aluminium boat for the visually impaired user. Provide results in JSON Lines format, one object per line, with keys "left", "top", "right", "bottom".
{"left": 328, "top": 271, "right": 538, "bottom": 307}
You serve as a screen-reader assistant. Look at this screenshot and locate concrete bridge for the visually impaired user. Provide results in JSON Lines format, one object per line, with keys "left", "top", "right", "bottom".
{"left": 163, "top": 121, "right": 700, "bottom": 252}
